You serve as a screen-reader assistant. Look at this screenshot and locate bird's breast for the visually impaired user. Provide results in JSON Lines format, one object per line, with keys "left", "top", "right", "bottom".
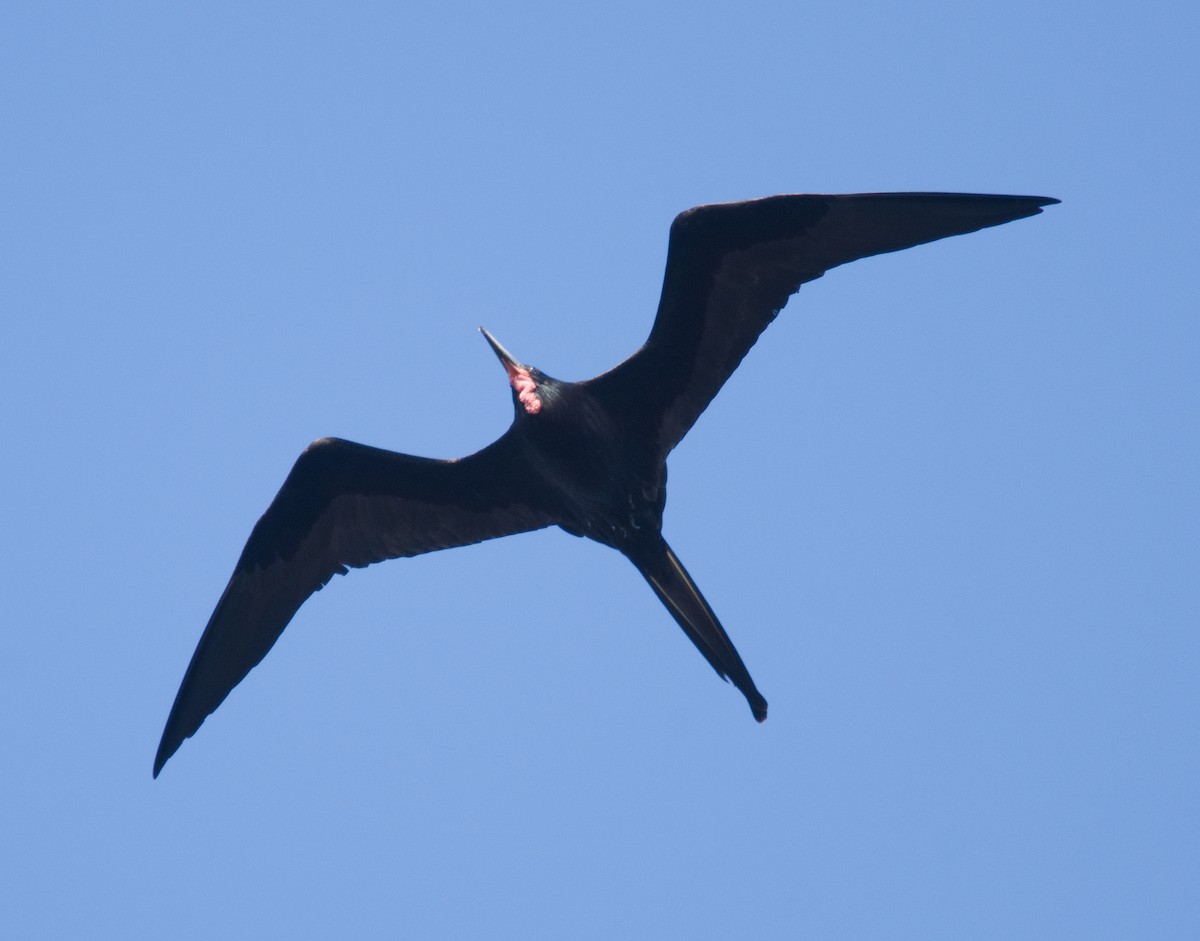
{"left": 520, "top": 395, "right": 664, "bottom": 547}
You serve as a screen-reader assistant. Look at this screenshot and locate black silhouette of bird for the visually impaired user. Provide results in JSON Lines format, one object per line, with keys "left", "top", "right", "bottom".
{"left": 154, "top": 191, "right": 1057, "bottom": 776}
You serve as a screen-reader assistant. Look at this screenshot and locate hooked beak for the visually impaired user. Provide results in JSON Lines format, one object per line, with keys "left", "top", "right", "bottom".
{"left": 479, "top": 326, "right": 544, "bottom": 416}
{"left": 479, "top": 326, "right": 523, "bottom": 378}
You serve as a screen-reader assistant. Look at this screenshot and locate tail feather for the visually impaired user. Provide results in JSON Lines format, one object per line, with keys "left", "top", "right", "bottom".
{"left": 633, "top": 540, "right": 768, "bottom": 722}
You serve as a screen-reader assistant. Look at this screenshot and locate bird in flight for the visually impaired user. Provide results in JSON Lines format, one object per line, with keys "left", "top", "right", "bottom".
{"left": 154, "top": 191, "right": 1057, "bottom": 776}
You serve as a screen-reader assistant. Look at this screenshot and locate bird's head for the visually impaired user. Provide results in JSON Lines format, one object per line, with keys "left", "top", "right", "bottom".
{"left": 480, "top": 326, "right": 553, "bottom": 417}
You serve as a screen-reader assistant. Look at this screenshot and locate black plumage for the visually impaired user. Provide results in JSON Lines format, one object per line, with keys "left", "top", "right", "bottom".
{"left": 154, "top": 191, "right": 1057, "bottom": 776}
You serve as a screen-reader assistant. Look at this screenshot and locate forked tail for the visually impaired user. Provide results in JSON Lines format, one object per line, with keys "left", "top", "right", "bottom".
{"left": 632, "top": 539, "right": 768, "bottom": 722}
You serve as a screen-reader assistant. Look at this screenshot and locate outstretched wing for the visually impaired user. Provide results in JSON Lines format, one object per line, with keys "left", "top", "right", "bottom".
{"left": 586, "top": 192, "right": 1058, "bottom": 457}
{"left": 154, "top": 434, "right": 556, "bottom": 776}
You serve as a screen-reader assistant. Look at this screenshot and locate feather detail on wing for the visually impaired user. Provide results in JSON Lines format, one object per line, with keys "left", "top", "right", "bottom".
{"left": 587, "top": 192, "right": 1058, "bottom": 456}
{"left": 154, "top": 434, "right": 555, "bottom": 776}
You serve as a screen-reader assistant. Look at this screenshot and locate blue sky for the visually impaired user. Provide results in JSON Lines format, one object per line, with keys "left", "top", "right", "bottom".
{"left": 2, "top": 2, "right": 1196, "bottom": 938}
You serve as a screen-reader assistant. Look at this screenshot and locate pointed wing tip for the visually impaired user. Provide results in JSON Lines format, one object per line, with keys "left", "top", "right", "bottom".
{"left": 940, "top": 192, "right": 1060, "bottom": 216}
{"left": 154, "top": 718, "right": 192, "bottom": 778}
{"left": 152, "top": 738, "right": 176, "bottom": 778}
{"left": 849, "top": 191, "right": 1060, "bottom": 218}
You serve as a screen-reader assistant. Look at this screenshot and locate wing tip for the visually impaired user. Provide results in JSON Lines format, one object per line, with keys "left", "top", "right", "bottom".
{"left": 1024, "top": 195, "right": 1060, "bottom": 212}
{"left": 154, "top": 714, "right": 195, "bottom": 778}
{"left": 152, "top": 737, "right": 176, "bottom": 778}
{"left": 750, "top": 694, "right": 768, "bottom": 723}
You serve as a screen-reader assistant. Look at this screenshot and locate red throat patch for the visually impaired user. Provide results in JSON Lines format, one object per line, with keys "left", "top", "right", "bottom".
{"left": 508, "top": 366, "right": 542, "bottom": 415}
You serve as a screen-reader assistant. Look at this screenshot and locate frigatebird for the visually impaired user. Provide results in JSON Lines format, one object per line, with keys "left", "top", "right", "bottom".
{"left": 154, "top": 191, "right": 1057, "bottom": 776}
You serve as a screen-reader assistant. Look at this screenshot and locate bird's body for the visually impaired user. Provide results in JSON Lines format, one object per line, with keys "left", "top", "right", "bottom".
{"left": 155, "top": 191, "right": 1057, "bottom": 776}
{"left": 507, "top": 375, "right": 661, "bottom": 547}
